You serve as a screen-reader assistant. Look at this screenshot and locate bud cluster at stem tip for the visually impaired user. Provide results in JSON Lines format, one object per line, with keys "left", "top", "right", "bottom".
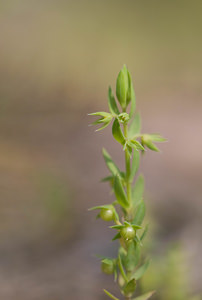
{"left": 116, "top": 64, "right": 134, "bottom": 110}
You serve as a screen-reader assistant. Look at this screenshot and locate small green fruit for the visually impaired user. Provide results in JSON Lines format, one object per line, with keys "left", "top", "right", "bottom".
{"left": 120, "top": 226, "right": 136, "bottom": 240}
{"left": 101, "top": 260, "right": 114, "bottom": 275}
{"left": 100, "top": 208, "right": 114, "bottom": 221}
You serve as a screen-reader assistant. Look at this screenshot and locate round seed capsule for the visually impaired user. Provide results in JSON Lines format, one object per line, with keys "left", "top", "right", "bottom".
{"left": 100, "top": 208, "right": 114, "bottom": 221}
{"left": 120, "top": 226, "right": 136, "bottom": 240}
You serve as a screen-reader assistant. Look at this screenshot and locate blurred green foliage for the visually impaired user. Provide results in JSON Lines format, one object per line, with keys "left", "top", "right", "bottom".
{"left": 141, "top": 245, "right": 201, "bottom": 300}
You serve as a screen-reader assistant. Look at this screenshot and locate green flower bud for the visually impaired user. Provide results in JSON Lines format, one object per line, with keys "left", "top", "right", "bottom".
{"left": 100, "top": 208, "right": 114, "bottom": 222}
{"left": 101, "top": 259, "right": 114, "bottom": 275}
{"left": 117, "top": 112, "right": 130, "bottom": 124}
{"left": 120, "top": 226, "right": 136, "bottom": 240}
{"left": 141, "top": 134, "right": 159, "bottom": 152}
{"left": 116, "top": 65, "right": 129, "bottom": 109}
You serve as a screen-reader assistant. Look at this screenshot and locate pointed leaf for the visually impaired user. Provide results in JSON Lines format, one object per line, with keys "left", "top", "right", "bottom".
{"left": 102, "top": 148, "right": 121, "bottom": 176}
{"left": 140, "top": 224, "right": 149, "bottom": 241}
{"left": 118, "top": 254, "right": 128, "bottom": 282}
{"left": 125, "top": 240, "right": 140, "bottom": 271}
{"left": 103, "top": 289, "right": 120, "bottom": 300}
{"left": 112, "top": 119, "right": 125, "bottom": 145}
{"left": 89, "top": 204, "right": 112, "bottom": 211}
{"left": 150, "top": 134, "right": 166, "bottom": 142}
{"left": 110, "top": 225, "right": 124, "bottom": 229}
{"left": 145, "top": 140, "right": 160, "bottom": 152}
{"left": 133, "top": 200, "right": 146, "bottom": 225}
{"left": 112, "top": 232, "right": 121, "bottom": 241}
{"left": 132, "top": 260, "right": 150, "bottom": 280}
{"left": 101, "top": 175, "right": 113, "bottom": 182}
{"left": 132, "top": 175, "right": 144, "bottom": 207}
{"left": 129, "top": 113, "right": 141, "bottom": 137}
{"left": 129, "top": 77, "right": 136, "bottom": 118}
{"left": 132, "top": 224, "right": 142, "bottom": 230}
{"left": 129, "top": 140, "right": 144, "bottom": 151}
{"left": 126, "top": 70, "right": 132, "bottom": 106}
{"left": 89, "top": 111, "right": 112, "bottom": 117}
{"left": 123, "top": 278, "right": 136, "bottom": 296}
{"left": 130, "top": 150, "right": 140, "bottom": 181}
{"left": 132, "top": 291, "right": 155, "bottom": 300}
{"left": 114, "top": 175, "right": 129, "bottom": 209}
{"left": 95, "top": 120, "right": 111, "bottom": 131}
{"left": 108, "top": 86, "right": 120, "bottom": 115}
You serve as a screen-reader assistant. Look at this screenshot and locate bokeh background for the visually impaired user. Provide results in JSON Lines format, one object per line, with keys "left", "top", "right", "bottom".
{"left": 0, "top": 0, "right": 201, "bottom": 299}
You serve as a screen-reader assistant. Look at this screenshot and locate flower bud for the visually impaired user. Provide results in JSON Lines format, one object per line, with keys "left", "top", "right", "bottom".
{"left": 117, "top": 112, "right": 130, "bottom": 124}
{"left": 116, "top": 65, "right": 129, "bottom": 109}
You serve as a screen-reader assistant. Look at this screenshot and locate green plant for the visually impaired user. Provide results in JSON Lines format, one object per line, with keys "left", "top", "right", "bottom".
{"left": 89, "top": 65, "right": 166, "bottom": 300}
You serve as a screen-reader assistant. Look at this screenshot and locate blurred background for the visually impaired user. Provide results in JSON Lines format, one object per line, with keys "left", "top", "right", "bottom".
{"left": 0, "top": 0, "right": 201, "bottom": 299}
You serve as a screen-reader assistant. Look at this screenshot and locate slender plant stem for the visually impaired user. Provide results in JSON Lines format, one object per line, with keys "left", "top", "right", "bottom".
{"left": 123, "top": 122, "right": 133, "bottom": 300}
{"left": 123, "top": 123, "right": 132, "bottom": 208}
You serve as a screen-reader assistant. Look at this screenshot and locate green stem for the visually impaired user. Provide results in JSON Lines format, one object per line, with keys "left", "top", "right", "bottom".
{"left": 123, "top": 123, "right": 131, "bottom": 208}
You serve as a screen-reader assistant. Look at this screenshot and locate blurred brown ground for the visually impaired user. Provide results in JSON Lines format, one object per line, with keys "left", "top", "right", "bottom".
{"left": 0, "top": 0, "right": 201, "bottom": 299}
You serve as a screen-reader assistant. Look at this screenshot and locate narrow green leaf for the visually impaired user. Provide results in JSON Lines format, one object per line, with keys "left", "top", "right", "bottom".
{"left": 133, "top": 200, "right": 146, "bottom": 225}
{"left": 89, "top": 111, "right": 112, "bottom": 117}
{"left": 132, "top": 175, "right": 144, "bottom": 207}
{"left": 125, "top": 143, "right": 133, "bottom": 157}
{"left": 130, "top": 150, "right": 140, "bottom": 181}
{"left": 129, "top": 79, "right": 136, "bottom": 118}
{"left": 132, "top": 291, "right": 155, "bottom": 300}
{"left": 112, "top": 232, "right": 121, "bottom": 241}
{"left": 132, "top": 260, "right": 150, "bottom": 280}
{"left": 96, "top": 213, "right": 100, "bottom": 219}
{"left": 114, "top": 175, "right": 129, "bottom": 209}
{"left": 145, "top": 140, "right": 160, "bottom": 152}
{"left": 112, "top": 119, "right": 125, "bottom": 145}
{"left": 131, "top": 224, "right": 142, "bottom": 230}
{"left": 95, "top": 120, "right": 111, "bottom": 131}
{"left": 134, "top": 235, "right": 142, "bottom": 246}
{"left": 114, "top": 267, "right": 118, "bottom": 282}
{"left": 150, "top": 134, "right": 166, "bottom": 142}
{"left": 129, "top": 140, "right": 144, "bottom": 151}
{"left": 125, "top": 241, "right": 140, "bottom": 271}
{"left": 103, "top": 289, "right": 120, "bottom": 300}
{"left": 118, "top": 254, "right": 128, "bottom": 282}
{"left": 126, "top": 70, "right": 132, "bottom": 106}
{"left": 129, "top": 113, "right": 141, "bottom": 137}
{"left": 101, "top": 175, "right": 113, "bottom": 182}
{"left": 110, "top": 225, "right": 124, "bottom": 229}
{"left": 140, "top": 224, "right": 149, "bottom": 241}
{"left": 102, "top": 148, "right": 121, "bottom": 176}
{"left": 113, "top": 208, "right": 120, "bottom": 222}
{"left": 88, "top": 204, "right": 112, "bottom": 211}
{"left": 123, "top": 278, "right": 136, "bottom": 296}
{"left": 108, "top": 86, "right": 120, "bottom": 115}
